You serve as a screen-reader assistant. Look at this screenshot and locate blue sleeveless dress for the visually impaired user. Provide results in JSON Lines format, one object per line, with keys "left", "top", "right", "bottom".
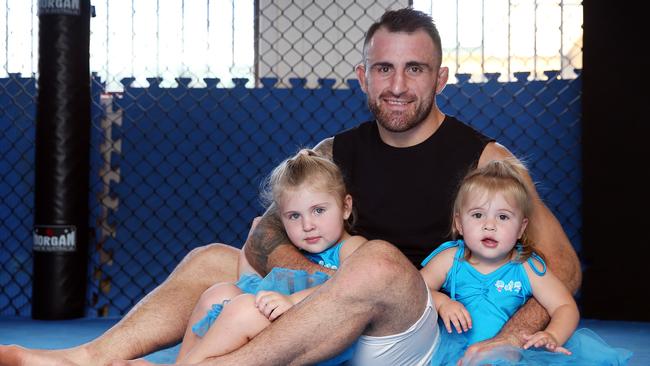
{"left": 423, "top": 240, "right": 632, "bottom": 365}
{"left": 192, "top": 242, "right": 354, "bottom": 365}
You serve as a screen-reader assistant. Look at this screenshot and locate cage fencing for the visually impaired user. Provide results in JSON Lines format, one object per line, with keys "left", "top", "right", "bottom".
{"left": 1, "top": 0, "right": 582, "bottom": 316}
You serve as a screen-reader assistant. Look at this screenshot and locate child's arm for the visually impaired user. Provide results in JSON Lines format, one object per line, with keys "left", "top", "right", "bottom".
{"left": 420, "top": 247, "right": 472, "bottom": 334}
{"left": 524, "top": 263, "right": 580, "bottom": 354}
{"left": 255, "top": 236, "right": 367, "bottom": 321}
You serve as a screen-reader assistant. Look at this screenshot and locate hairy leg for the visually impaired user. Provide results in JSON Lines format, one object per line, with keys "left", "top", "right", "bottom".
{"left": 179, "top": 294, "right": 271, "bottom": 364}
{"left": 176, "top": 283, "right": 243, "bottom": 360}
{"left": 0, "top": 244, "right": 239, "bottom": 366}
{"left": 204, "top": 239, "right": 428, "bottom": 366}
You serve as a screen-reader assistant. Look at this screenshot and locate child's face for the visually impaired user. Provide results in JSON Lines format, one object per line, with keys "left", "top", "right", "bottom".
{"left": 278, "top": 184, "right": 352, "bottom": 254}
{"left": 454, "top": 190, "right": 528, "bottom": 266}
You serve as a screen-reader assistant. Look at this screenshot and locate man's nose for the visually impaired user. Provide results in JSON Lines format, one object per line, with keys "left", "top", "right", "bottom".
{"left": 389, "top": 71, "right": 407, "bottom": 95}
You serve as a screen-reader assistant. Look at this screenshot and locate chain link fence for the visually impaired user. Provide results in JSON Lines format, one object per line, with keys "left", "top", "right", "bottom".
{"left": 1, "top": 0, "right": 582, "bottom": 317}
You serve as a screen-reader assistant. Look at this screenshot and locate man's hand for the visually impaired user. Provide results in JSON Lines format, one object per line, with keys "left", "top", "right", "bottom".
{"left": 523, "top": 331, "right": 571, "bottom": 354}
{"left": 459, "top": 333, "right": 522, "bottom": 365}
{"left": 255, "top": 291, "right": 294, "bottom": 321}
{"left": 438, "top": 299, "right": 472, "bottom": 334}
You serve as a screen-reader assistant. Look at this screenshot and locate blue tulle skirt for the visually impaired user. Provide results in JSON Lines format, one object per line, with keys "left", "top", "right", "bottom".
{"left": 191, "top": 267, "right": 355, "bottom": 365}
{"left": 430, "top": 325, "right": 633, "bottom": 365}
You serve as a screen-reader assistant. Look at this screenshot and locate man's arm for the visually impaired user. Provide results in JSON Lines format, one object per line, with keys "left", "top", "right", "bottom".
{"left": 243, "top": 138, "right": 336, "bottom": 276}
{"left": 472, "top": 142, "right": 582, "bottom": 348}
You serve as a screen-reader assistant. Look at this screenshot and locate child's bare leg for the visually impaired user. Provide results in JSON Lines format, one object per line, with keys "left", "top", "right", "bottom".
{"left": 176, "top": 283, "right": 243, "bottom": 361}
{"left": 179, "top": 293, "right": 271, "bottom": 364}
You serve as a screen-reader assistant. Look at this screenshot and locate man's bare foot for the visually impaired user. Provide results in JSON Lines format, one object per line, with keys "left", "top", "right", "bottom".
{"left": 0, "top": 345, "right": 83, "bottom": 366}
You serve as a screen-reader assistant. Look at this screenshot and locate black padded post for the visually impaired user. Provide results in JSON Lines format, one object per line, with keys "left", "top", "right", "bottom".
{"left": 32, "top": 0, "right": 91, "bottom": 320}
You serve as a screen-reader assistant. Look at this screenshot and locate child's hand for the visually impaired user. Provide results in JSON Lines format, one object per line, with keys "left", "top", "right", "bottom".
{"left": 255, "top": 291, "right": 294, "bottom": 321}
{"left": 438, "top": 299, "right": 472, "bottom": 334}
{"left": 523, "top": 331, "right": 571, "bottom": 355}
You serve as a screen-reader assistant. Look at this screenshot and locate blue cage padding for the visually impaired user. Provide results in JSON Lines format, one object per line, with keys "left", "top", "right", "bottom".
{"left": 1, "top": 72, "right": 581, "bottom": 316}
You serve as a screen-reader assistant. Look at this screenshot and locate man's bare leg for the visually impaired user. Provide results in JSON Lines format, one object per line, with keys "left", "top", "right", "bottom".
{"left": 201, "top": 239, "right": 429, "bottom": 366}
{"left": 0, "top": 244, "right": 239, "bottom": 366}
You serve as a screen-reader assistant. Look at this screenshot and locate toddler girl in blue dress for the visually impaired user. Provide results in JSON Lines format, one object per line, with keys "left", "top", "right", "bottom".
{"left": 174, "top": 149, "right": 366, "bottom": 364}
{"left": 421, "top": 159, "right": 632, "bottom": 365}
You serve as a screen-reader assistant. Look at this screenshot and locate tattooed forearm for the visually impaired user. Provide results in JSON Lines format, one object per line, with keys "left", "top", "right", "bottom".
{"left": 244, "top": 204, "right": 291, "bottom": 274}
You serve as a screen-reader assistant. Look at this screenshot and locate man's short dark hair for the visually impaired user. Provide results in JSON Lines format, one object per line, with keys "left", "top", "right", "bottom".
{"left": 363, "top": 8, "right": 442, "bottom": 66}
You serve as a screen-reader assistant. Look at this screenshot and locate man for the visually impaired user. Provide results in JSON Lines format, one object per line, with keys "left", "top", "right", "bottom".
{"left": 0, "top": 8, "right": 580, "bottom": 366}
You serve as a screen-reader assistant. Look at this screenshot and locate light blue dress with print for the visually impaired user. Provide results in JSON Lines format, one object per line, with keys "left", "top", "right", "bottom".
{"left": 192, "top": 241, "right": 354, "bottom": 365}
{"left": 423, "top": 240, "right": 632, "bottom": 365}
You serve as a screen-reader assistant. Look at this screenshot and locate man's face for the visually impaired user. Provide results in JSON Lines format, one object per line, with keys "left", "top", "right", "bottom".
{"left": 356, "top": 28, "right": 447, "bottom": 134}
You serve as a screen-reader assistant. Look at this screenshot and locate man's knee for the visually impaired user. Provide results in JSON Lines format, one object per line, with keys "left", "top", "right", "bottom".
{"left": 326, "top": 239, "right": 421, "bottom": 308}
{"left": 350, "top": 240, "right": 419, "bottom": 284}
{"left": 343, "top": 240, "right": 428, "bottom": 335}
{"left": 179, "top": 243, "right": 240, "bottom": 283}
{"left": 184, "top": 243, "right": 240, "bottom": 266}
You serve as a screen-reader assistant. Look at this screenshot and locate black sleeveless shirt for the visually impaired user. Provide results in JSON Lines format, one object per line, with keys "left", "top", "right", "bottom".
{"left": 333, "top": 116, "right": 493, "bottom": 266}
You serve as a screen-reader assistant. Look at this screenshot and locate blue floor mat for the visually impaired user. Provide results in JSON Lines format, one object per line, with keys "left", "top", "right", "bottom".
{"left": 0, "top": 317, "right": 179, "bottom": 363}
{"left": 0, "top": 317, "right": 647, "bottom": 364}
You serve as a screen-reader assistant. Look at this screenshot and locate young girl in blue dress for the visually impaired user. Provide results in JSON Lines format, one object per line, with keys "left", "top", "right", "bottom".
{"left": 421, "top": 159, "right": 632, "bottom": 365}
{"left": 174, "top": 149, "right": 366, "bottom": 364}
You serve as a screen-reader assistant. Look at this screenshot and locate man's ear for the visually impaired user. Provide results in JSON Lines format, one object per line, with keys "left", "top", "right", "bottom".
{"left": 435, "top": 66, "right": 449, "bottom": 95}
{"left": 355, "top": 63, "right": 368, "bottom": 93}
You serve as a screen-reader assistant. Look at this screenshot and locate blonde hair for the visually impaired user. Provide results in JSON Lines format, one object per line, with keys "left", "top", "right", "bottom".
{"left": 452, "top": 159, "right": 537, "bottom": 262}
{"left": 262, "top": 149, "right": 354, "bottom": 229}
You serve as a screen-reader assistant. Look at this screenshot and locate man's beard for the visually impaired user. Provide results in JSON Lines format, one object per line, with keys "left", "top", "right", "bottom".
{"left": 368, "top": 90, "right": 435, "bottom": 133}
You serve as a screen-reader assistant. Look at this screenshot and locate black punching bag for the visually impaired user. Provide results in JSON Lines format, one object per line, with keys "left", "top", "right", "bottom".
{"left": 32, "top": 0, "right": 91, "bottom": 320}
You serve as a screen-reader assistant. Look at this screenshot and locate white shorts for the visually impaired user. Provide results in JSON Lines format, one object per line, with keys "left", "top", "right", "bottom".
{"left": 346, "top": 286, "right": 440, "bottom": 366}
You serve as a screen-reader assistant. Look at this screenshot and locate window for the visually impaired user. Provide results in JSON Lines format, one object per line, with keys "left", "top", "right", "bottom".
{"left": 413, "top": 0, "right": 583, "bottom": 82}
{"left": 0, "top": 0, "right": 582, "bottom": 90}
